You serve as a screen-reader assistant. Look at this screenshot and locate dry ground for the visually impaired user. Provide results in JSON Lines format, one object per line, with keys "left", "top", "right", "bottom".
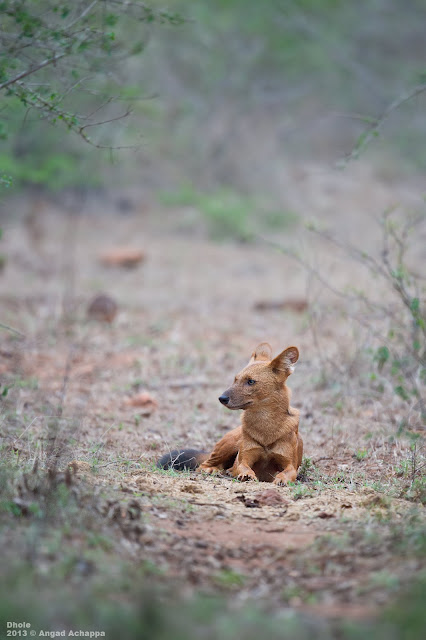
{"left": 0, "top": 169, "right": 425, "bottom": 630}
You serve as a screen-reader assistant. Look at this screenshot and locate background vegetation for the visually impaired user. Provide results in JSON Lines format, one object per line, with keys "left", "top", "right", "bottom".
{"left": 2, "top": 0, "right": 426, "bottom": 194}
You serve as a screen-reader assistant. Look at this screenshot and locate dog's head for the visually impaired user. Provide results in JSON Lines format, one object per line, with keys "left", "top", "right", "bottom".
{"left": 218, "top": 343, "right": 299, "bottom": 410}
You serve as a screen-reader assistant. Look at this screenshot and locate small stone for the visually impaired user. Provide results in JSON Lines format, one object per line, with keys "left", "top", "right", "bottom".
{"left": 87, "top": 294, "right": 118, "bottom": 322}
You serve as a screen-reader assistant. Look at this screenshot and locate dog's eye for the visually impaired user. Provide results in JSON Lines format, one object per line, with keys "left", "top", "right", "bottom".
{"left": 247, "top": 378, "right": 256, "bottom": 385}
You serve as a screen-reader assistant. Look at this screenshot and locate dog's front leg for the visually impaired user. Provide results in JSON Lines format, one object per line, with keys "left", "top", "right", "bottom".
{"left": 271, "top": 439, "right": 300, "bottom": 485}
{"left": 199, "top": 426, "right": 242, "bottom": 474}
{"left": 273, "top": 464, "right": 297, "bottom": 485}
{"left": 231, "top": 446, "right": 262, "bottom": 481}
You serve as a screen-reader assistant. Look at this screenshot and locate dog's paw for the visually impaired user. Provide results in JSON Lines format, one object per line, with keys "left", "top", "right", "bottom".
{"left": 199, "top": 465, "right": 221, "bottom": 475}
{"left": 273, "top": 474, "right": 288, "bottom": 486}
{"left": 237, "top": 471, "right": 258, "bottom": 482}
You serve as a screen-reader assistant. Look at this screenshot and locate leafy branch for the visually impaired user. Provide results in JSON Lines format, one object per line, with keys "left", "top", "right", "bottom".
{"left": 0, "top": 0, "right": 184, "bottom": 147}
{"left": 12, "top": 81, "right": 135, "bottom": 149}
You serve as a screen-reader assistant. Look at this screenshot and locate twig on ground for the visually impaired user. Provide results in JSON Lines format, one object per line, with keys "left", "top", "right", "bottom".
{"left": 0, "top": 322, "right": 26, "bottom": 338}
{"left": 13, "top": 417, "right": 38, "bottom": 445}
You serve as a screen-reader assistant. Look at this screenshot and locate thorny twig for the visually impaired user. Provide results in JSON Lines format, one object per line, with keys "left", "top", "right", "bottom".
{"left": 12, "top": 83, "right": 137, "bottom": 150}
{"left": 340, "top": 82, "right": 426, "bottom": 165}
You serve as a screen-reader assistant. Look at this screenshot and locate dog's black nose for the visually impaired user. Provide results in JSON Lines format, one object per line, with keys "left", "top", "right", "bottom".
{"left": 219, "top": 395, "right": 230, "bottom": 405}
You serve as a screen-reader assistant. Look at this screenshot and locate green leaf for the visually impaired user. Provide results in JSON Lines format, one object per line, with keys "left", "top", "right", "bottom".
{"left": 131, "top": 42, "right": 145, "bottom": 56}
{"left": 413, "top": 340, "right": 421, "bottom": 352}
{"left": 410, "top": 297, "right": 420, "bottom": 313}
{"left": 0, "top": 175, "right": 12, "bottom": 188}
{"left": 391, "top": 267, "right": 405, "bottom": 281}
{"left": 0, "top": 122, "right": 8, "bottom": 140}
{"left": 1, "top": 384, "right": 11, "bottom": 397}
{"left": 105, "top": 14, "right": 119, "bottom": 27}
{"left": 394, "top": 385, "right": 410, "bottom": 401}
{"left": 353, "top": 130, "right": 369, "bottom": 152}
{"left": 374, "top": 346, "right": 390, "bottom": 370}
{"left": 391, "top": 359, "right": 402, "bottom": 375}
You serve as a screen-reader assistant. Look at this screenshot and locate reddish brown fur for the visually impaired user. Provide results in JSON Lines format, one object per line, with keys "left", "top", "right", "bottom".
{"left": 199, "top": 343, "right": 303, "bottom": 484}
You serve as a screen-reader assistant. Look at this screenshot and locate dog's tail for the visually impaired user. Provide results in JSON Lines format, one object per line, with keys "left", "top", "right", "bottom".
{"left": 157, "top": 449, "right": 208, "bottom": 472}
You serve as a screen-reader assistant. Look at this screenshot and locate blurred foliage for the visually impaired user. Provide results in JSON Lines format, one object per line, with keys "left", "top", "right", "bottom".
{"left": 139, "top": 0, "right": 426, "bottom": 185}
{"left": 304, "top": 207, "right": 426, "bottom": 422}
{"left": 1, "top": 0, "right": 426, "bottom": 193}
{"left": 159, "top": 183, "right": 299, "bottom": 240}
{"left": 0, "top": 0, "right": 184, "bottom": 190}
{"left": 367, "top": 211, "right": 426, "bottom": 419}
{"left": 2, "top": 570, "right": 425, "bottom": 639}
{"left": 0, "top": 95, "right": 104, "bottom": 190}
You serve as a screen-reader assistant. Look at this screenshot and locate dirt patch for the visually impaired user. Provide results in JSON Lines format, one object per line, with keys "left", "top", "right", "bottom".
{"left": 162, "top": 518, "right": 316, "bottom": 552}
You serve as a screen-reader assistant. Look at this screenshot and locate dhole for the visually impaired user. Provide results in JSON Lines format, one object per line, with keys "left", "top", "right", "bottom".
{"left": 158, "top": 343, "right": 303, "bottom": 484}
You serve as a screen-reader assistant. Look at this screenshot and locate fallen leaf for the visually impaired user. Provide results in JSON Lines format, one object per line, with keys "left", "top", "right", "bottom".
{"left": 254, "top": 298, "right": 308, "bottom": 313}
{"left": 99, "top": 248, "right": 145, "bottom": 268}
{"left": 124, "top": 392, "right": 158, "bottom": 410}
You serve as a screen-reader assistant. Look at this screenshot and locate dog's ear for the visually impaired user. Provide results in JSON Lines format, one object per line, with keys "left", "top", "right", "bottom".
{"left": 248, "top": 342, "right": 272, "bottom": 364}
{"left": 270, "top": 346, "right": 299, "bottom": 375}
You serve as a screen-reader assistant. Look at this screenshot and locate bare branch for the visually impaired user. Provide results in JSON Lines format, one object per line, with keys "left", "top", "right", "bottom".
{"left": 79, "top": 107, "right": 133, "bottom": 131}
{"left": 258, "top": 235, "right": 359, "bottom": 303}
{"left": 340, "top": 83, "right": 426, "bottom": 165}
{"left": 65, "top": 0, "right": 99, "bottom": 31}
{"left": 0, "top": 52, "right": 68, "bottom": 91}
